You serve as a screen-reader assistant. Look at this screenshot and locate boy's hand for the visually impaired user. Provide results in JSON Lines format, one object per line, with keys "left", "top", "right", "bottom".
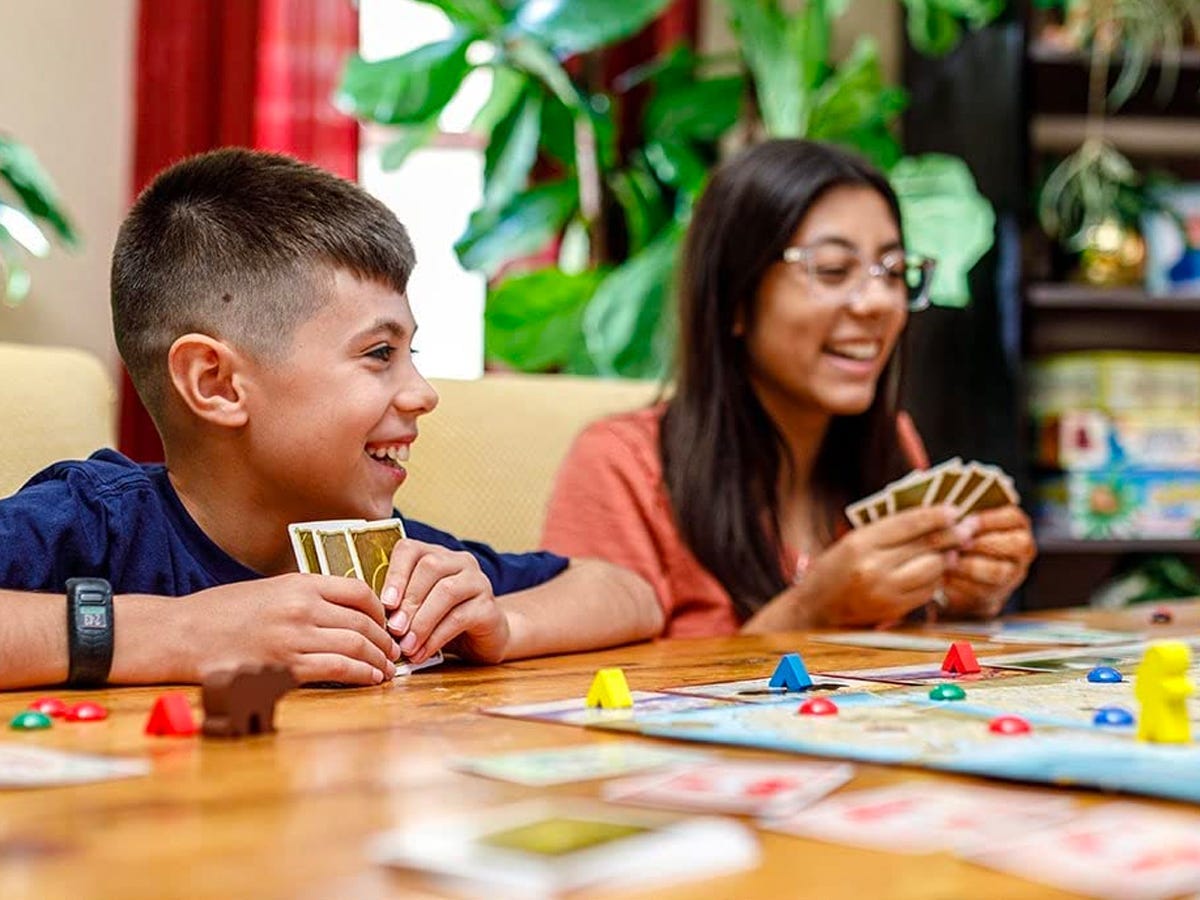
{"left": 803, "top": 506, "right": 972, "bottom": 628}
{"left": 941, "top": 505, "right": 1036, "bottom": 619}
{"left": 381, "top": 540, "right": 510, "bottom": 665}
{"left": 184, "top": 574, "right": 398, "bottom": 685}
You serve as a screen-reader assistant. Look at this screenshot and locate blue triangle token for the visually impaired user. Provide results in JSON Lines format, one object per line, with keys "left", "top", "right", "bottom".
{"left": 768, "top": 653, "right": 812, "bottom": 691}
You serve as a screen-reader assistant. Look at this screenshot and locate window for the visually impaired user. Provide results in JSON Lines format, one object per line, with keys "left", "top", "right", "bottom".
{"left": 357, "top": 0, "right": 492, "bottom": 379}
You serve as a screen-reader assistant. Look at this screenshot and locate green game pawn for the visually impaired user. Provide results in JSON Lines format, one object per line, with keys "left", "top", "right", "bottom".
{"left": 929, "top": 683, "right": 966, "bottom": 701}
{"left": 10, "top": 711, "right": 52, "bottom": 730}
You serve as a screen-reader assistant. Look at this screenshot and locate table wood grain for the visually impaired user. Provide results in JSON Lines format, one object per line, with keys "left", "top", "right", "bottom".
{"left": 1, "top": 601, "right": 1197, "bottom": 900}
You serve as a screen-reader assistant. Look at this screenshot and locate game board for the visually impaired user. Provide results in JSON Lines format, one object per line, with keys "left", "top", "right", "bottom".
{"left": 488, "top": 643, "right": 1200, "bottom": 805}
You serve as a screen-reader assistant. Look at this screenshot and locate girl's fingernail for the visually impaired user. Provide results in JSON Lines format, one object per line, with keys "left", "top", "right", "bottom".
{"left": 372, "top": 668, "right": 384, "bottom": 684}
{"left": 400, "top": 632, "right": 418, "bottom": 655}
{"left": 381, "top": 585, "right": 399, "bottom": 608}
{"left": 388, "top": 610, "right": 409, "bottom": 633}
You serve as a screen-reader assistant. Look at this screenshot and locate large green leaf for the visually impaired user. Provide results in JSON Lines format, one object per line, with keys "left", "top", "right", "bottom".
{"left": 470, "top": 66, "right": 528, "bottom": 134}
{"left": 644, "top": 140, "right": 708, "bottom": 201}
{"left": 380, "top": 120, "right": 440, "bottom": 171}
{"left": 537, "top": 90, "right": 617, "bottom": 171}
{"left": 0, "top": 200, "right": 51, "bottom": 257}
{"left": 0, "top": 233, "right": 31, "bottom": 305}
{"left": 644, "top": 75, "right": 745, "bottom": 144}
{"left": 484, "top": 267, "right": 605, "bottom": 372}
{"left": 608, "top": 163, "right": 670, "bottom": 255}
{"left": 726, "top": 0, "right": 804, "bottom": 136}
{"left": 455, "top": 178, "right": 578, "bottom": 276}
{"left": 583, "top": 224, "right": 683, "bottom": 378}
{"left": 808, "top": 38, "right": 906, "bottom": 168}
{"left": 483, "top": 87, "right": 542, "bottom": 211}
{"left": 890, "top": 154, "right": 995, "bottom": 308}
{"left": 413, "top": 0, "right": 506, "bottom": 30}
{"left": 509, "top": 0, "right": 674, "bottom": 55}
{"left": 899, "top": 0, "right": 1005, "bottom": 57}
{"left": 0, "top": 137, "right": 77, "bottom": 246}
{"left": 337, "top": 35, "right": 472, "bottom": 125}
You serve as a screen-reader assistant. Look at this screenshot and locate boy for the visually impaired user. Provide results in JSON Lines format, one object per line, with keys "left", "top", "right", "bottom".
{"left": 0, "top": 149, "right": 662, "bottom": 690}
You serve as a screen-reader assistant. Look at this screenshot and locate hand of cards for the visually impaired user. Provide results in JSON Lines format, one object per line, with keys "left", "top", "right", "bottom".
{"left": 287, "top": 518, "right": 443, "bottom": 676}
{"left": 845, "top": 457, "right": 1018, "bottom": 528}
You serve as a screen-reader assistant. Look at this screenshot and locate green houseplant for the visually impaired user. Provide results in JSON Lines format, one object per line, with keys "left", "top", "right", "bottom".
{"left": 338, "top": 0, "right": 1001, "bottom": 378}
{"left": 0, "top": 135, "right": 78, "bottom": 304}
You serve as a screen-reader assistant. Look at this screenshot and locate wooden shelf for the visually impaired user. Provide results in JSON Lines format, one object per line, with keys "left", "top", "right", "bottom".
{"left": 1028, "top": 40, "right": 1200, "bottom": 70}
{"left": 1038, "top": 536, "right": 1200, "bottom": 555}
{"left": 1026, "top": 284, "right": 1200, "bottom": 311}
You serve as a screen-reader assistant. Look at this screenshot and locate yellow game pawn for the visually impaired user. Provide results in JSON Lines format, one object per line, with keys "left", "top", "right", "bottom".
{"left": 585, "top": 668, "right": 633, "bottom": 709}
{"left": 1134, "top": 641, "right": 1194, "bottom": 744}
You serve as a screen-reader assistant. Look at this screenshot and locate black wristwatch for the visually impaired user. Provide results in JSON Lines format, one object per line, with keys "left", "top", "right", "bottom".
{"left": 66, "top": 577, "right": 114, "bottom": 687}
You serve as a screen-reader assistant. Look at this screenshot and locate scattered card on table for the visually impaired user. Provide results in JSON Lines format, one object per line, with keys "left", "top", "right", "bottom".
{"left": 451, "top": 743, "right": 710, "bottom": 787}
{"left": 602, "top": 759, "right": 854, "bottom": 818}
{"left": 944, "top": 620, "right": 1136, "bottom": 646}
{"left": 766, "top": 783, "right": 1076, "bottom": 854}
{"left": 966, "top": 802, "right": 1200, "bottom": 900}
{"left": 809, "top": 632, "right": 953, "bottom": 652}
{"left": 368, "top": 800, "right": 760, "bottom": 898}
{"left": 0, "top": 745, "right": 150, "bottom": 788}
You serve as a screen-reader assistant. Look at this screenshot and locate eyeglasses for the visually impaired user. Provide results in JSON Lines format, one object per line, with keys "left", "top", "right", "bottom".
{"left": 781, "top": 243, "right": 937, "bottom": 312}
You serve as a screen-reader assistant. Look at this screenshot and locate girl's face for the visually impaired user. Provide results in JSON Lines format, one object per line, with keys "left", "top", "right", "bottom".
{"left": 741, "top": 185, "right": 909, "bottom": 421}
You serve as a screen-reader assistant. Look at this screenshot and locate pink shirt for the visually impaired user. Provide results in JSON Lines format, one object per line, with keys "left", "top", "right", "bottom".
{"left": 542, "top": 406, "right": 807, "bottom": 638}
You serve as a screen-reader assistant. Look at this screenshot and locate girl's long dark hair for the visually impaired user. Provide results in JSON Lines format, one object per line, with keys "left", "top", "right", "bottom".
{"left": 661, "top": 139, "right": 909, "bottom": 619}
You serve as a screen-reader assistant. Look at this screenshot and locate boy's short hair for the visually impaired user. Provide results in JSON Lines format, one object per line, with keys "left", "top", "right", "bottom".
{"left": 111, "top": 148, "right": 415, "bottom": 423}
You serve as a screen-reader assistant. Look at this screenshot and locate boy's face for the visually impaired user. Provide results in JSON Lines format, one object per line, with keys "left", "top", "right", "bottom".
{"left": 240, "top": 270, "right": 438, "bottom": 522}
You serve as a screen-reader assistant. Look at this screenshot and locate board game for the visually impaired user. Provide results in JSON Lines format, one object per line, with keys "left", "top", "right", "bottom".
{"left": 488, "top": 640, "right": 1200, "bottom": 805}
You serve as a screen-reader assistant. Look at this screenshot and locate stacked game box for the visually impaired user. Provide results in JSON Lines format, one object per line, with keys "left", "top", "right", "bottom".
{"left": 1030, "top": 351, "right": 1200, "bottom": 539}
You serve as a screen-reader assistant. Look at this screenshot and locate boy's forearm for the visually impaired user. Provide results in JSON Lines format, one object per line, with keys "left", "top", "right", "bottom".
{"left": 0, "top": 591, "right": 193, "bottom": 690}
{"left": 497, "top": 559, "right": 664, "bottom": 661}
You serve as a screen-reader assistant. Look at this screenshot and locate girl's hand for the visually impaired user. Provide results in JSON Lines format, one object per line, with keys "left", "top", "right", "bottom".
{"left": 801, "top": 505, "right": 974, "bottom": 628}
{"left": 941, "top": 505, "right": 1037, "bottom": 620}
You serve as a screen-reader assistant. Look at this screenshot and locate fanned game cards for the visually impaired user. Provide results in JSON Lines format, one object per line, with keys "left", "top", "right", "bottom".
{"left": 845, "top": 457, "right": 1019, "bottom": 528}
{"left": 288, "top": 518, "right": 443, "bottom": 676}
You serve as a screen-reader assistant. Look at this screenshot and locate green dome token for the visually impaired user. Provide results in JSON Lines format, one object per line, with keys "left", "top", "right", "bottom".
{"left": 10, "top": 711, "right": 52, "bottom": 730}
{"left": 929, "top": 683, "right": 966, "bottom": 701}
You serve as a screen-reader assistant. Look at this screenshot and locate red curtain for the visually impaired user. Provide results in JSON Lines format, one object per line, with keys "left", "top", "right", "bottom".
{"left": 120, "top": 0, "right": 359, "bottom": 461}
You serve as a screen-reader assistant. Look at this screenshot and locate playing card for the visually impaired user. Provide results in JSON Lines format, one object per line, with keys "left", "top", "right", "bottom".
{"left": 967, "top": 803, "right": 1200, "bottom": 900}
{"left": 316, "top": 527, "right": 363, "bottom": 579}
{"left": 810, "top": 631, "right": 954, "bottom": 652}
{"left": 767, "top": 782, "right": 1076, "bottom": 854}
{"left": 958, "top": 471, "right": 1019, "bottom": 515}
{"left": 367, "top": 800, "right": 760, "bottom": 898}
{"left": 844, "top": 486, "right": 891, "bottom": 529}
{"left": 288, "top": 519, "right": 365, "bottom": 574}
{"left": 451, "top": 743, "right": 709, "bottom": 787}
{"left": 925, "top": 459, "right": 965, "bottom": 505}
{"left": 942, "top": 462, "right": 988, "bottom": 509}
{"left": 888, "top": 470, "right": 939, "bottom": 512}
{"left": 349, "top": 520, "right": 406, "bottom": 594}
{"left": 602, "top": 760, "right": 854, "bottom": 818}
{"left": 0, "top": 744, "right": 150, "bottom": 788}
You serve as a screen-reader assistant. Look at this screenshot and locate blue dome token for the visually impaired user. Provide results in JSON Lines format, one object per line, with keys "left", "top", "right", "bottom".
{"left": 1086, "top": 665, "right": 1123, "bottom": 684}
{"left": 1093, "top": 706, "right": 1134, "bottom": 727}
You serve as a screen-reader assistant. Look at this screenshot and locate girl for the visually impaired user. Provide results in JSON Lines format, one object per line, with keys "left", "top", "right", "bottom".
{"left": 541, "top": 140, "right": 1035, "bottom": 638}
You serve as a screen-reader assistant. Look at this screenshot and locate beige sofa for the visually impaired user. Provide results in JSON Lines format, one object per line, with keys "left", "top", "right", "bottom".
{"left": 0, "top": 344, "right": 657, "bottom": 552}
{"left": 398, "top": 374, "right": 660, "bottom": 551}
{"left": 0, "top": 342, "right": 117, "bottom": 497}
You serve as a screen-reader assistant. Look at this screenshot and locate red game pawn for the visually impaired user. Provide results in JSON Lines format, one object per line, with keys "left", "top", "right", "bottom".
{"left": 145, "top": 693, "right": 198, "bottom": 737}
{"left": 28, "top": 698, "right": 68, "bottom": 718}
{"left": 798, "top": 697, "right": 838, "bottom": 716}
{"left": 988, "top": 714, "right": 1032, "bottom": 736}
{"left": 942, "top": 641, "right": 980, "bottom": 675}
{"left": 65, "top": 701, "right": 108, "bottom": 722}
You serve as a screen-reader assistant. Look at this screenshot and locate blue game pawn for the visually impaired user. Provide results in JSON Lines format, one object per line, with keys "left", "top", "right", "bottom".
{"left": 768, "top": 653, "right": 812, "bottom": 692}
{"left": 1087, "top": 666, "right": 1123, "bottom": 684}
{"left": 1093, "top": 706, "right": 1135, "bottom": 727}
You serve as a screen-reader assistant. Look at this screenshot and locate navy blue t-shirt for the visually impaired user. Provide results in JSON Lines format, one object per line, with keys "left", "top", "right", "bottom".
{"left": 0, "top": 449, "right": 568, "bottom": 596}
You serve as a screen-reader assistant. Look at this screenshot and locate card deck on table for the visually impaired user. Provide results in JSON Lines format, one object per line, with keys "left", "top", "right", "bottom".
{"left": 367, "top": 800, "right": 760, "bottom": 898}
{"left": 450, "top": 743, "right": 710, "bottom": 787}
{"left": 844, "top": 457, "right": 1018, "bottom": 528}
{"left": 601, "top": 759, "right": 854, "bottom": 818}
{"left": 288, "top": 518, "right": 443, "bottom": 676}
{"left": 966, "top": 802, "right": 1200, "bottom": 900}
{"left": 0, "top": 745, "right": 150, "bottom": 788}
{"left": 765, "top": 782, "right": 1076, "bottom": 854}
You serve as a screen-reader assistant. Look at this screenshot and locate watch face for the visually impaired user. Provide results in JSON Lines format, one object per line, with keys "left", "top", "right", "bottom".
{"left": 79, "top": 605, "right": 109, "bottom": 630}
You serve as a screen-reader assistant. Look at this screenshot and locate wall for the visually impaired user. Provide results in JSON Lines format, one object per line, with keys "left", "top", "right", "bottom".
{"left": 0, "top": 0, "right": 136, "bottom": 374}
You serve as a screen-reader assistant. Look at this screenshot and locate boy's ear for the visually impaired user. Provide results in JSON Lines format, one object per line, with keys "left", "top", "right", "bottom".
{"left": 166, "top": 334, "right": 249, "bottom": 428}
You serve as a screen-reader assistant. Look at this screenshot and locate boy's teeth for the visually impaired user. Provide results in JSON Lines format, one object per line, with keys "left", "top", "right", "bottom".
{"left": 367, "top": 445, "right": 410, "bottom": 464}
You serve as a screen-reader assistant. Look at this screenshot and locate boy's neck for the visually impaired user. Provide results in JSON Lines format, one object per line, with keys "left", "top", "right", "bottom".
{"left": 164, "top": 454, "right": 299, "bottom": 577}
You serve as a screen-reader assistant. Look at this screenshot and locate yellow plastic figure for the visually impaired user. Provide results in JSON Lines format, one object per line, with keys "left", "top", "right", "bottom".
{"left": 1134, "top": 641, "right": 1194, "bottom": 744}
{"left": 585, "top": 668, "right": 633, "bottom": 709}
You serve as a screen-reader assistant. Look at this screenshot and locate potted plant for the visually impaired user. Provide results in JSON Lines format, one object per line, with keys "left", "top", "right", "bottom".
{"left": 0, "top": 135, "right": 77, "bottom": 304}
{"left": 339, "top": 0, "right": 1002, "bottom": 377}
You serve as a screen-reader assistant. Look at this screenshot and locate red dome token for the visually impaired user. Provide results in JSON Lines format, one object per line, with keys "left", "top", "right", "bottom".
{"left": 798, "top": 697, "right": 838, "bottom": 716}
{"left": 65, "top": 701, "right": 109, "bottom": 722}
{"left": 988, "top": 714, "right": 1031, "bottom": 736}
{"left": 28, "top": 698, "right": 68, "bottom": 718}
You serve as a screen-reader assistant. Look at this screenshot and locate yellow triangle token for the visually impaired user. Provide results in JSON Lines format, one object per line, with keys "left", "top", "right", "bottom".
{"left": 585, "top": 668, "right": 633, "bottom": 709}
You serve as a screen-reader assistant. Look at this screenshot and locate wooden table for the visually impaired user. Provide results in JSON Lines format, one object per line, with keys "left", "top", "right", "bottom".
{"left": 1, "top": 601, "right": 1197, "bottom": 900}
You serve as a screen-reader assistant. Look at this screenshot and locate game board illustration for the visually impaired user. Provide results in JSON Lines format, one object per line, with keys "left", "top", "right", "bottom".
{"left": 487, "top": 691, "right": 726, "bottom": 729}
{"left": 660, "top": 675, "right": 868, "bottom": 704}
